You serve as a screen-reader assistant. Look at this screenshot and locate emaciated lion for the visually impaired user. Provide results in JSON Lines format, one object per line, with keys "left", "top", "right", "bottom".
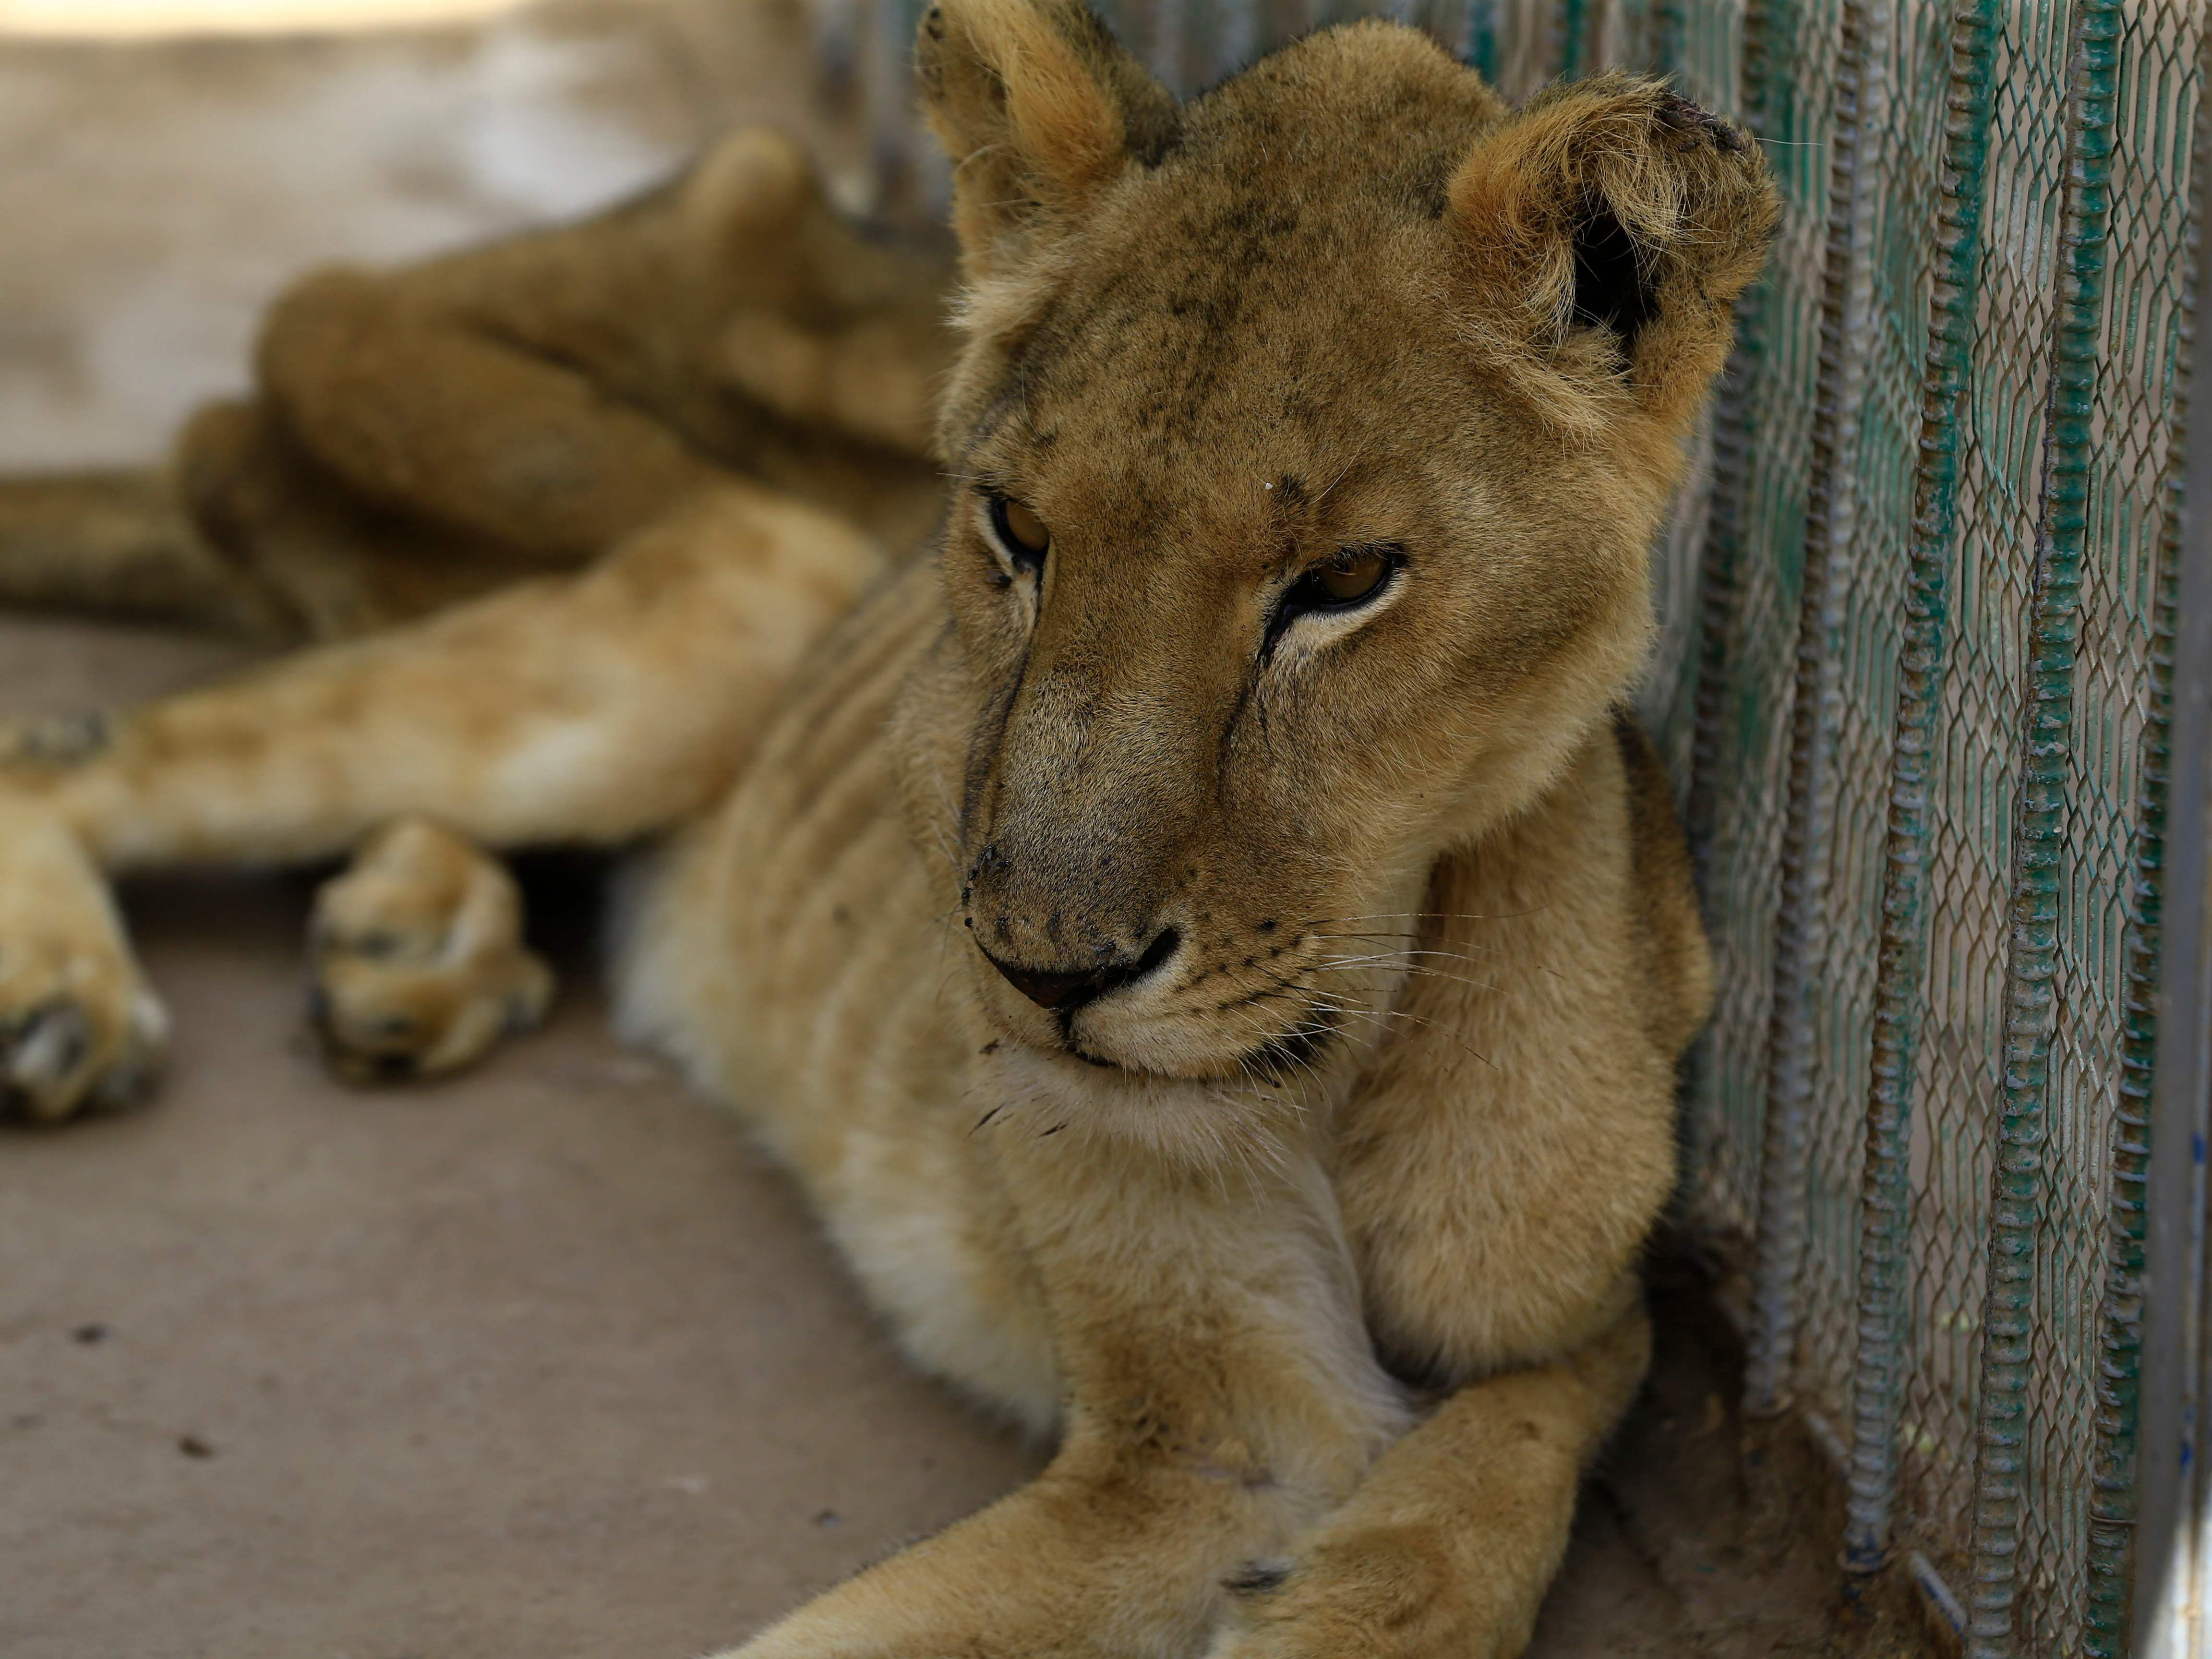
{"left": 0, "top": 5, "right": 1775, "bottom": 1652}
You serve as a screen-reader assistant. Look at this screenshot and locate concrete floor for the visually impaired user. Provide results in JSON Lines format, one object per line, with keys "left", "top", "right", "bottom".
{"left": 0, "top": 632, "right": 1851, "bottom": 1659}
{"left": 0, "top": 617, "right": 1042, "bottom": 1659}
{"left": 0, "top": 5, "right": 1861, "bottom": 1654}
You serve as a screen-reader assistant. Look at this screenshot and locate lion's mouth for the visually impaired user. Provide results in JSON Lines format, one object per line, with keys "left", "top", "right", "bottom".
{"left": 1045, "top": 994, "right": 1342, "bottom": 1082}
{"left": 1054, "top": 1012, "right": 1128, "bottom": 1070}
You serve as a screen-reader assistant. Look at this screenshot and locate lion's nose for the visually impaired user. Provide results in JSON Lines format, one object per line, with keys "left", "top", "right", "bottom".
{"left": 978, "top": 927, "right": 1181, "bottom": 1011}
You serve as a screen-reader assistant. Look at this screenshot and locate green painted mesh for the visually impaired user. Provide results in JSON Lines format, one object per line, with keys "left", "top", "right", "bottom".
{"left": 1638, "top": 0, "right": 2199, "bottom": 1644}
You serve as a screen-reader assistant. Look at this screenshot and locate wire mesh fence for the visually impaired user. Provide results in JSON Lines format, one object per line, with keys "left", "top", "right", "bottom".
{"left": 810, "top": 0, "right": 2206, "bottom": 1648}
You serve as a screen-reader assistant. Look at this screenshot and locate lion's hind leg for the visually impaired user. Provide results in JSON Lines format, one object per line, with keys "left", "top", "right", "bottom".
{"left": 10, "top": 481, "right": 886, "bottom": 872}
{"left": 2, "top": 479, "right": 888, "bottom": 1118}
{"left": 308, "top": 817, "right": 553, "bottom": 1083}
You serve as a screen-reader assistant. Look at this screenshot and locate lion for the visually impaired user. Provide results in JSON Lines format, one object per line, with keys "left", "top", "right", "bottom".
{"left": 0, "top": 4, "right": 1776, "bottom": 1653}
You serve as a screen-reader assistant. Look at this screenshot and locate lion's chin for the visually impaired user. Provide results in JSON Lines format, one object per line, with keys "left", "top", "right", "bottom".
{"left": 988, "top": 1040, "right": 1318, "bottom": 1166}
{"left": 1053, "top": 1007, "right": 1338, "bottom": 1084}
{"left": 1015, "top": 1029, "right": 1235, "bottom": 1081}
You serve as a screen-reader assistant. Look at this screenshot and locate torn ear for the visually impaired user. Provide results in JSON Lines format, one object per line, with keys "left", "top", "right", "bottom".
{"left": 1448, "top": 75, "right": 1779, "bottom": 433}
{"left": 917, "top": 0, "right": 1177, "bottom": 275}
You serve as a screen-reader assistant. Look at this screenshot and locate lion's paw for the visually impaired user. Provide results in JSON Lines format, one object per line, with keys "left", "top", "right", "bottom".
{"left": 0, "top": 803, "right": 168, "bottom": 1122}
{"left": 308, "top": 817, "right": 552, "bottom": 1083}
{"left": 1204, "top": 1528, "right": 1539, "bottom": 1659}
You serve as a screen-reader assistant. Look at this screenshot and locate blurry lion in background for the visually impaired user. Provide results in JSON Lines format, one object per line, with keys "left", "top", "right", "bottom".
{"left": 0, "top": 3, "right": 1775, "bottom": 1652}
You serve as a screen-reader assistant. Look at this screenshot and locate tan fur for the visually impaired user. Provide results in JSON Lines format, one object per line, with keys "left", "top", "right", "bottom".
{"left": 309, "top": 817, "right": 554, "bottom": 1082}
{"left": 0, "top": 126, "right": 956, "bottom": 642}
{"left": 0, "top": 11, "right": 1773, "bottom": 1654}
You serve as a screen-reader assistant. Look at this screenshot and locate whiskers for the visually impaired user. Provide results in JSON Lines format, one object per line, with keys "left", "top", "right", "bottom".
{"left": 1238, "top": 907, "right": 1528, "bottom": 1074}
{"left": 1214, "top": 944, "right": 1503, "bottom": 1081}
{"left": 1311, "top": 954, "right": 1512, "bottom": 1001}
{"left": 1301, "top": 909, "right": 1547, "bottom": 927}
{"left": 1306, "top": 978, "right": 1502, "bottom": 1074}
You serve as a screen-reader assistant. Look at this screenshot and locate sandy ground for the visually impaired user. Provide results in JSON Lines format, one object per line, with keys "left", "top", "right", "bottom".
{"left": 0, "top": 5, "right": 1856, "bottom": 1654}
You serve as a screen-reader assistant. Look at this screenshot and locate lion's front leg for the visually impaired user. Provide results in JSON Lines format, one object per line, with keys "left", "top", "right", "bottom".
{"left": 1204, "top": 1299, "right": 1652, "bottom": 1659}
{"left": 728, "top": 1452, "right": 1289, "bottom": 1659}
{"left": 718, "top": 1085, "right": 1411, "bottom": 1659}
{"left": 308, "top": 817, "right": 553, "bottom": 1082}
{"left": 0, "top": 798, "right": 167, "bottom": 1120}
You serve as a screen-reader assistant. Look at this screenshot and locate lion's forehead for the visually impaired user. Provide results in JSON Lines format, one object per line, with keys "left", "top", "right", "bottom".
{"left": 1063, "top": 180, "right": 1424, "bottom": 363}
{"left": 976, "top": 223, "right": 1456, "bottom": 493}
{"left": 950, "top": 67, "right": 1523, "bottom": 519}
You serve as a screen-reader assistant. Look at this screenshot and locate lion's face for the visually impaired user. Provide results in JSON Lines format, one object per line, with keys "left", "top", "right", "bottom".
{"left": 901, "top": 5, "right": 1774, "bottom": 1081}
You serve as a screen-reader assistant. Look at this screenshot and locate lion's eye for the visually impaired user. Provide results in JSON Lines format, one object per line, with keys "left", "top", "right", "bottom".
{"left": 1265, "top": 545, "right": 1402, "bottom": 655}
{"left": 1280, "top": 546, "right": 1398, "bottom": 619}
{"left": 988, "top": 494, "right": 1051, "bottom": 567}
{"left": 1313, "top": 550, "right": 1390, "bottom": 603}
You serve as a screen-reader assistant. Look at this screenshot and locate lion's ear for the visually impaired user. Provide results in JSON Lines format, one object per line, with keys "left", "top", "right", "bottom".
{"left": 916, "top": 0, "right": 1178, "bottom": 275}
{"left": 1446, "top": 74, "right": 1779, "bottom": 433}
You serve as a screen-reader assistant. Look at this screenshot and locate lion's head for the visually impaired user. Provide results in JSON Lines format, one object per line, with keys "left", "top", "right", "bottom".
{"left": 891, "top": 0, "right": 1776, "bottom": 1084}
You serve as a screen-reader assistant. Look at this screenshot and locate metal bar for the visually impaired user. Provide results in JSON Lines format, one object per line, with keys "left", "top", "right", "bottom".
{"left": 1558, "top": 0, "right": 1591, "bottom": 79}
{"left": 1742, "top": 0, "right": 1892, "bottom": 1425}
{"left": 1676, "top": 0, "right": 1802, "bottom": 1287}
{"left": 1681, "top": 0, "right": 1791, "bottom": 893}
{"left": 1641, "top": 0, "right": 1683, "bottom": 84}
{"left": 2082, "top": 19, "right": 2204, "bottom": 1653}
{"left": 1462, "top": 0, "right": 1499, "bottom": 82}
{"left": 1683, "top": 377, "right": 1749, "bottom": 910}
{"left": 869, "top": 0, "right": 928, "bottom": 202}
{"left": 808, "top": 0, "right": 864, "bottom": 113}
{"left": 1210, "top": 0, "right": 1257, "bottom": 81}
{"left": 1611, "top": 0, "right": 1650, "bottom": 76}
{"left": 1150, "top": 0, "right": 1190, "bottom": 92}
{"left": 1960, "top": 0, "right": 2122, "bottom": 1647}
{"left": 2135, "top": 25, "right": 2212, "bottom": 1659}
{"left": 1840, "top": 0, "right": 2004, "bottom": 1587}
